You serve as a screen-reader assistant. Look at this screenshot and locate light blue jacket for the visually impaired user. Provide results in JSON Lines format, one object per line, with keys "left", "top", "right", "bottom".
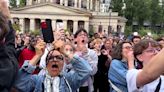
{"left": 108, "top": 59, "right": 128, "bottom": 92}
{"left": 14, "top": 54, "right": 92, "bottom": 92}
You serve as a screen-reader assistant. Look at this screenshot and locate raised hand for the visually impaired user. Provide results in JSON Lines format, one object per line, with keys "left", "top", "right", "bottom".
{"left": 34, "top": 40, "right": 46, "bottom": 57}
{"left": 53, "top": 29, "right": 65, "bottom": 41}
{"left": 126, "top": 51, "right": 135, "bottom": 69}
{"left": 52, "top": 39, "right": 65, "bottom": 50}
{"left": 29, "top": 40, "right": 46, "bottom": 66}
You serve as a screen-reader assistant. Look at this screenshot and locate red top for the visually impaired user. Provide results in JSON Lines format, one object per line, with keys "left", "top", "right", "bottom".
{"left": 18, "top": 48, "right": 39, "bottom": 74}
{"left": 18, "top": 48, "right": 36, "bottom": 68}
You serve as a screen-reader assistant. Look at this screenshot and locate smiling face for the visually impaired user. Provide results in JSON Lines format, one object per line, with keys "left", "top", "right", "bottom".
{"left": 46, "top": 50, "right": 64, "bottom": 77}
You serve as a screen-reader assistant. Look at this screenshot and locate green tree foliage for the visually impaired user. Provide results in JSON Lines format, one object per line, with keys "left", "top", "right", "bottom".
{"left": 122, "top": 0, "right": 163, "bottom": 33}
{"left": 124, "top": 0, "right": 134, "bottom": 26}
{"left": 12, "top": 23, "right": 21, "bottom": 32}
{"left": 133, "top": 0, "right": 150, "bottom": 27}
{"left": 150, "top": 0, "right": 163, "bottom": 28}
{"left": 111, "top": 0, "right": 124, "bottom": 16}
{"left": 19, "top": 0, "right": 26, "bottom": 7}
{"left": 9, "top": 0, "right": 17, "bottom": 8}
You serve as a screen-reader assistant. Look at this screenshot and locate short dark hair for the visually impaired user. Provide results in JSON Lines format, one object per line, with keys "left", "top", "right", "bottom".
{"left": 156, "top": 37, "right": 164, "bottom": 42}
{"left": 112, "top": 41, "right": 132, "bottom": 60}
{"left": 0, "top": 12, "right": 9, "bottom": 41}
{"left": 74, "top": 28, "right": 88, "bottom": 38}
{"left": 131, "top": 36, "right": 141, "bottom": 42}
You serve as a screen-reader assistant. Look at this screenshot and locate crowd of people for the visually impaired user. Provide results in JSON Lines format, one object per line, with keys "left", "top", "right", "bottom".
{"left": 1, "top": 0, "right": 164, "bottom": 92}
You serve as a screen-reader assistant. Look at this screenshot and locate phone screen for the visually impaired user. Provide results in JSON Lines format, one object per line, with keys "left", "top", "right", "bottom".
{"left": 56, "top": 22, "right": 64, "bottom": 31}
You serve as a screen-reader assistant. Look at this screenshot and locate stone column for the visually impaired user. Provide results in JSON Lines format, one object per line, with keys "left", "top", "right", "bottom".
{"left": 97, "top": 0, "right": 100, "bottom": 11}
{"left": 46, "top": 0, "right": 49, "bottom": 2}
{"left": 19, "top": 18, "right": 25, "bottom": 33}
{"left": 95, "top": 0, "right": 98, "bottom": 11}
{"left": 84, "top": 21, "right": 89, "bottom": 33}
{"left": 63, "top": 20, "right": 67, "bottom": 30}
{"left": 73, "top": 20, "right": 78, "bottom": 34}
{"left": 60, "top": 0, "right": 63, "bottom": 5}
{"left": 79, "top": 0, "right": 81, "bottom": 8}
{"left": 90, "top": 0, "right": 93, "bottom": 10}
{"left": 52, "top": 19, "right": 56, "bottom": 30}
{"left": 121, "top": 24, "right": 125, "bottom": 33}
{"left": 112, "top": 24, "right": 117, "bottom": 33}
{"left": 39, "top": 0, "right": 41, "bottom": 3}
{"left": 87, "top": 0, "right": 90, "bottom": 10}
{"left": 74, "top": 0, "right": 77, "bottom": 8}
{"left": 50, "top": 0, "right": 53, "bottom": 3}
{"left": 65, "top": 0, "right": 68, "bottom": 6}
{"left": 41, "top": 0, "right": 46, "bottom": 3}
{"left": 30, "top": 18, "right": 35, "bottom": 31}
{"left": 27, "top": 0, "right": 33, "bottom": 5}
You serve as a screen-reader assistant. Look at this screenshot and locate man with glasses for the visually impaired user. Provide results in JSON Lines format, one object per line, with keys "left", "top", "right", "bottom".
{"left": 14, "top": 40, "right": 92, "bottom": 92}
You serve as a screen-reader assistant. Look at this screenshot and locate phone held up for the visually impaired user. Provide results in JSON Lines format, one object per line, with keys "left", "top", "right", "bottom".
{"left": 56, "top": 22, "right": 64, "bottom": 31}
{"left": 41, "top": 20, "right": 54, "bottom": 43}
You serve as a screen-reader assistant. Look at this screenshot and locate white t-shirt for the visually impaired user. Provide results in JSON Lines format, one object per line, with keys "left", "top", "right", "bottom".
{"left": 126, "top": 69, "right": 164, "bottom": 92}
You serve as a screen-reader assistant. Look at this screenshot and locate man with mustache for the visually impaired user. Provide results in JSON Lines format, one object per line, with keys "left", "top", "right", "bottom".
{"left": 14, "top": 40, "right": 92, "bottom": 92}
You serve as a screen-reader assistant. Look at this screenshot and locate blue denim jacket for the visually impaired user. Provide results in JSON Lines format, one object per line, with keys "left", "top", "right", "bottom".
{"left": 108, "top": 59, "right": 128, "bottom": 92}
{"left": 14, "top": 54, "right": 92, "bottom": 92}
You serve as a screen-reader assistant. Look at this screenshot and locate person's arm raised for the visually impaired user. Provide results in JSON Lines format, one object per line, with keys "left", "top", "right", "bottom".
{"left": 127, "top": 51, "right": 135, "bottom": 70}
{"left": 29, "top": 40, "right": 46, "bottom": 66}
{"left": 136, "top": 48, "right": 164, "bottom": 87}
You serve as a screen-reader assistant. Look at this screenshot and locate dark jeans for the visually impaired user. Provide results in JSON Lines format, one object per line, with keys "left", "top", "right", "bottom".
{"left": 93, "top": 73, "right": 109, "bottom": 92}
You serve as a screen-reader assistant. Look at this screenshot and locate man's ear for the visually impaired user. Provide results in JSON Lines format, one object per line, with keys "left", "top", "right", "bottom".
{"left": 136, "top": 54, "right": 143, "bottom": 62}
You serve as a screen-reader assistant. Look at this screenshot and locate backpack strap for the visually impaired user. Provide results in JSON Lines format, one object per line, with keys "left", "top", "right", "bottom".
{"left": 155, "top": 77, "right": 161, "bottom": 92}
{"left": 62, "top": 75, "right": 72, "bottom": 92}
{"left": 108, "top": 79, "right": 122, "bottom": 92}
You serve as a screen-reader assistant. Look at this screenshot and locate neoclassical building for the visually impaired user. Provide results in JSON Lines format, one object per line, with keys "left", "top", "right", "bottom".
{"left": 10, "top": 0, "right": 127, "bottom": 34}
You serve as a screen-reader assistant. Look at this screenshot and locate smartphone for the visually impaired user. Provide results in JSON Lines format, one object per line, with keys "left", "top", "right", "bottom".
{"left": 56, "top": 22, "right": 64, "bottom": 31}
{"left": 41, "top": 21, "right": 54, "bottom": 43}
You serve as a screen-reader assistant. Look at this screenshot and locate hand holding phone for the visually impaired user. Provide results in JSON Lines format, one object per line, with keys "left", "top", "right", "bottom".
{"left": 41, "top": 21, "right": 54, "bottom": 43}
{"left": 56, "top": 22, "right": 65, "bottom": 41}
{"left": 56, "top": 22, "right": 64, "bottom": 31}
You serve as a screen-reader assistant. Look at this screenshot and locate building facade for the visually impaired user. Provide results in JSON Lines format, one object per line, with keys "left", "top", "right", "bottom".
{"left": 10, "top": 0, "right": 127, "bottom": 34}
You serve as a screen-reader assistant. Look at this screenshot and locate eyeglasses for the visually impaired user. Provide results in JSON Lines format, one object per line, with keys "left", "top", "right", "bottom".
{"left": 143, "top": 48, "right": 161, "bottom": 54}
{"left": 47, "top": 55, "right": 64, "bottom": 62}
{"left": 123, "top": 46, "right": 133, "bottom": 50}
